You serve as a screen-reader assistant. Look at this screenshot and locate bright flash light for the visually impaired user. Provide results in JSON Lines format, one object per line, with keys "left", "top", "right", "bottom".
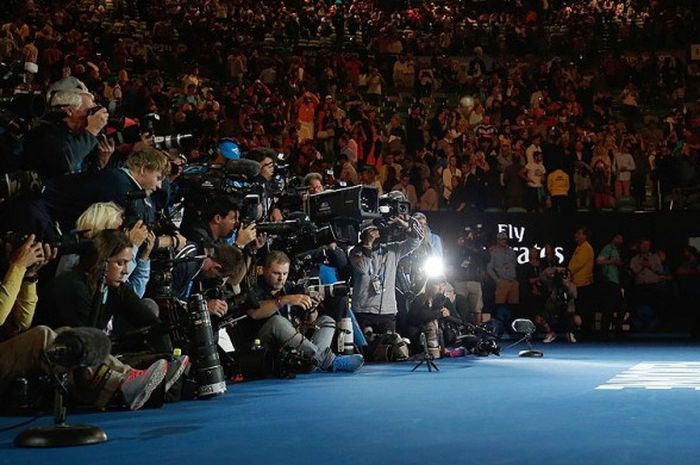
{"left": 423, "top": 255, "right": 445, "bottom": 279}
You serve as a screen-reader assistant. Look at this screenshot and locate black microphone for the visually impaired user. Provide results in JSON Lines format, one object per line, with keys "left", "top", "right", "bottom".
{"left": 224, "top": 159, "right": 261, "bottom": 178}
{"left": 45, "top": 328, "right": 112, "bottom": 368}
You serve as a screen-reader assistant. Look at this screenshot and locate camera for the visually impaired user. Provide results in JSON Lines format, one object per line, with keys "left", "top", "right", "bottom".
{"left": 154, "top": 133, "right": 193, "bottom": 150}
{"left": 1, "top": 230, "right": 93, "bottom": 257}
{"left": 0, "top": 170, "right": 42, "bottom": 203}
{"left": 378, "top": 191, "right": 411, "bottom": 218}
{"left": 207, "top": 288, "right": 260, "bottom": 331}
{"left": 452, "top": 321, "right": 501, "bottom": 357}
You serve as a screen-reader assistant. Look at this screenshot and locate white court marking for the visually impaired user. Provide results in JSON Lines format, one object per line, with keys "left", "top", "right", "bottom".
{"left": 596, "top": 362, "right": 700, "bottom": 390}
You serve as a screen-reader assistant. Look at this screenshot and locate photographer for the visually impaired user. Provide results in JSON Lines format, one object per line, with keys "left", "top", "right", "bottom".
{"left": 23, "top": 77, "right": 108, "bottom": 179}
{"left": 44, "top": 147, "right": 186, "bottom": 253}
{"left": 0, "top": 235, "right": 169, "bottom": 411}
{"left": 171, "top": 242, "right": 251, "bottom": 318}
{"left": 237, "top": 251, "right": 364, "bottom": 372}
{"left": 180, "top": 196, "right": 258, "bottom": 255}
{"left": 407, "top": 276, "right": 454, "bottom": 357}
{"left": 450, "top": 227, "right": 487, "bottom": 324}
{"left": 39, "top": 229, "right": 173, "bottom": 354}
{"left": 349, "top": 217, "right": 422, "bottom": 334}
{"left": 54, "top": 201, "right": 155, "bottom": 298}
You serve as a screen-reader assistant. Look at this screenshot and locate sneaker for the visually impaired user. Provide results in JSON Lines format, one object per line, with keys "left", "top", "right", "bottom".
{"left": 543, "top": 332, "right": 557, "bottom": 344}
{"left": 121, "top": 359, "right": 168, "bottom": 410}
{"left": 566, "top": 332, "right": 577, "bottom": 343}
{"left": 332, "top": 354, "right": 364, "bottom": 373}
{"left": 165, "top": 355, "right": 190, "bottom": 392}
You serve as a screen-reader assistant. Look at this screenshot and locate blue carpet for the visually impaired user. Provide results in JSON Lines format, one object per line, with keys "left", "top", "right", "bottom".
{"left": 1, "top": 342, "right": 699, "bottom": 465}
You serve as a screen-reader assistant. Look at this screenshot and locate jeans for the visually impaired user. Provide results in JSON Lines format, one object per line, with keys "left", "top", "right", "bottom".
{"left": 257, "top": 315, "right": 337, "bottom": 370}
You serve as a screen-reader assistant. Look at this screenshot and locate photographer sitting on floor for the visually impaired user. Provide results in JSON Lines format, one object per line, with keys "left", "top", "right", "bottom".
{"left": 236, "top": 251, "right": 364, "bottom": 373}
{"left": 406, "top": 276, "right": 454, "bottom": 358}
{"left": 38, "top": 229, "right": 173, "bottom": 354}
{"left": 0, "top": 235, "right": 170, "bottom": 411}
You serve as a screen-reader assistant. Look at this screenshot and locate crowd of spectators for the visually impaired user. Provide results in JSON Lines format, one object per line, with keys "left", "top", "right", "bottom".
{"left": 1, "top": 0, "right": 699, "bottom": 214}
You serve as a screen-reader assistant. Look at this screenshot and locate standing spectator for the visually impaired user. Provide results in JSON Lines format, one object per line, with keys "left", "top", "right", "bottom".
{"left": 503, "top": 151, "right": 527, "bottom": 209}
{"left": 450, "top": 228, "right": 487, "bottom": 324}
{"left": 417, "top": 177, "right": 439, "bottom": 212}
{"left": 547, "top": 166, "right": 571, "bottom": 212}
{"left": 392, "top": 173, "right": 418, "bottom": 209}
{"left": 442, "top": 155, "right": 462, "bottom": 206}
{"left": 487, "top": 232, "right": 519, "bottom": 325}
{"left": 573, "top": 141, "right": 592, "bottom": 209}
{"left": 596, "top": 233, "right": 626, "bottom": 335}
{"left": 591, "top": 158, "right": 612, "bottom": 209}
{"left": 523, "top": 151, "right": 546, "bottom": 211}
{"left": 295, "top": 91, "right": 319, "bottom": 142}
{"left": 613, "top": 144, "right": 636, "bottom": 199}
{"left": 629, "top": 238, "right": 668, "bottom": 322}
{"left": 568, "top": 227, "right": 595, "bottom": 341}
{"left": 365, "top": 68, "right": 385, "bottom": 107}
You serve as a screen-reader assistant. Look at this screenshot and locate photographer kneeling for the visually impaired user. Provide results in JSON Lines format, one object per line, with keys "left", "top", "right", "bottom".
{"left": 237, "top": 251, "right": 364, "bottom": 373}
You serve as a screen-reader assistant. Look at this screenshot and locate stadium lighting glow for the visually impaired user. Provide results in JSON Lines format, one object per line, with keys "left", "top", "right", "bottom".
{"left": 423, "top": 255, "right": 445, "bottom": 279}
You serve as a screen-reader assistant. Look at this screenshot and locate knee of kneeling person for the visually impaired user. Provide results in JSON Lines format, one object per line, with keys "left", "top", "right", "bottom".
{"left": 31, "top": 325, "right": 58, "bottom": 346}
{"left": 314, "top": 314, "right": 336, "bottom": 328}
{"left": 141, "top": 298, "right": 160, "bottom": 318}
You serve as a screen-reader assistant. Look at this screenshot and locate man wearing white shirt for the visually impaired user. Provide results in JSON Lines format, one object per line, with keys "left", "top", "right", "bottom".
{"left": 442, "top": 155, "right": 462, "bottom": 204}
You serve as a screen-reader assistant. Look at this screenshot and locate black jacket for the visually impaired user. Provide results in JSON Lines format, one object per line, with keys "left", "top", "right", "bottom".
{"left": 23, "top": 118, "right": 98, "bottom": 179}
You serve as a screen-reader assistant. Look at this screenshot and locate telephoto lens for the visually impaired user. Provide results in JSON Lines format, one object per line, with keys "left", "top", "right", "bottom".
{"left": 187, "top": 294, "right": 227, "bottom": 397}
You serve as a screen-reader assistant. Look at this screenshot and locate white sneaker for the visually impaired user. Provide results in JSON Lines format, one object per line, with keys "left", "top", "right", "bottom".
{"left": 566, "top": 332, "right": 577, "bottom": 343}
{"left": 543, "top": 332, "right": 557, "bottom": 343}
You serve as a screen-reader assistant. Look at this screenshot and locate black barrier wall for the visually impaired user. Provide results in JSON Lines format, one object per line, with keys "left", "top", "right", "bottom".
{"left": 425, "top": 211, "right": 700, "bottom": 268}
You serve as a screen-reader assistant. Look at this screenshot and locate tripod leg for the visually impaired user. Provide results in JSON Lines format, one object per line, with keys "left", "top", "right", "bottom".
{"left": 411, "top": 360, "right": 425, "bottom": 372}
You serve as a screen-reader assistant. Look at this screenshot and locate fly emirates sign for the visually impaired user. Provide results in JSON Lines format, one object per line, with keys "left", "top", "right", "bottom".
{"left": 496, "top": 224, "right": 565, "bottom": 265}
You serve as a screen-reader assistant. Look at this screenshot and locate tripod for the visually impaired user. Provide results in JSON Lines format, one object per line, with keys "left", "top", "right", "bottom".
{"left": 411, "top": 332, "right": 439, "bottom": 372}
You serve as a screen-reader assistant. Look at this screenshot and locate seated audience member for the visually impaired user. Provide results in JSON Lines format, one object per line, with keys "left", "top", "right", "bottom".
{"left": 0, "top": 235, "right": 170, "bottom": 410}
{"left": 237, "top": 251, "right": 364, "bottom": 372}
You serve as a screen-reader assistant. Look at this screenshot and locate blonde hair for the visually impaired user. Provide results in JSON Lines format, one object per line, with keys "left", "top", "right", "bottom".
{"left": 126, "top": 148, "right": 170, "bottom": 175}
{"left": 76, "top": 202, "right": 124, "bottom": 238}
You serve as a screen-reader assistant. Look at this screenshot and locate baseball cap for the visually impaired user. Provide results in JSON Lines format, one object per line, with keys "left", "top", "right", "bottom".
{"left": 218, "top": 140, "right": 241, "bottom": 160}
